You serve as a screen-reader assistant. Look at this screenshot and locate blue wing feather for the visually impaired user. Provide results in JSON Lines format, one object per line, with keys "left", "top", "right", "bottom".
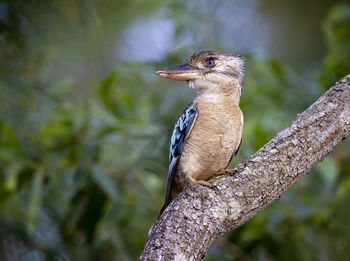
{"left": 163, "top": 103, "right": 198, "bottom": 208}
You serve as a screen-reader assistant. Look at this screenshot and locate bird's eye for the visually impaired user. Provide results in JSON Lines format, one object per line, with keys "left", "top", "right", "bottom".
{"left": 205, "top": 58, "right": 215, "bottom": 68}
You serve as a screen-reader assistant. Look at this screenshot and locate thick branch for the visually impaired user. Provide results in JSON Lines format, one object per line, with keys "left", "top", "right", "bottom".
{"left": 140, "top": 75, "right": 350, "bottom": 261}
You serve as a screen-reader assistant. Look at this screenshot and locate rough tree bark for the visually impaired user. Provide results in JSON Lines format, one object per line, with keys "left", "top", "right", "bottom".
{"left": 140, "top": 74, "right": 350, "bottom": 261}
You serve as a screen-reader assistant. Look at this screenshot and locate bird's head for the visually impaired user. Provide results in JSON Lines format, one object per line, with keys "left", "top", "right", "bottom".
{"left": 156, "top": 50, "right": 245, "bottom": 96}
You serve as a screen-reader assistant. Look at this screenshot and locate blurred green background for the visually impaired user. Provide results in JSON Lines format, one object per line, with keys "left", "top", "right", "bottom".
{"left": 1, "top": 0, "right": 350, "bottom": 260}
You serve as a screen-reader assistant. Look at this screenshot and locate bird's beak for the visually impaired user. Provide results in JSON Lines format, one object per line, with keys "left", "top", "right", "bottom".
{"left": 156, "top": 63, "right": 204, "bottom": 81}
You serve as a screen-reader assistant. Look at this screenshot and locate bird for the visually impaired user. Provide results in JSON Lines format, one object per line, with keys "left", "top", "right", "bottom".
{"left": 156, "top": 50, "right": 245, "bottom": 216}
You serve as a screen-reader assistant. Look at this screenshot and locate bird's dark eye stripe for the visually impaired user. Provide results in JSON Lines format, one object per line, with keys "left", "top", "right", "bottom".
{"left": 205, "top": 58, "right": 215, "bottom": 67}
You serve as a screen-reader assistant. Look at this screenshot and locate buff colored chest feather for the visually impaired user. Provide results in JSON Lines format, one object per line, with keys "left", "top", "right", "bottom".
{"left": 174, "top": 96, "right": 243, "bottom": 190}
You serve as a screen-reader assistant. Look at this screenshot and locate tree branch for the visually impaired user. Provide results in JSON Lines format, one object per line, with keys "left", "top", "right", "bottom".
{"left": 140, "top": 74, "right": 350, "bottom": 261}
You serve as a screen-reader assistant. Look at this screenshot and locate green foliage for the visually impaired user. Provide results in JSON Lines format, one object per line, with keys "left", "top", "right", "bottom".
{"left": 320, "top": 4, "right": 350, "bottom": 88}
{"left": 0, "top": 1, "right": 350, "bottom": 260}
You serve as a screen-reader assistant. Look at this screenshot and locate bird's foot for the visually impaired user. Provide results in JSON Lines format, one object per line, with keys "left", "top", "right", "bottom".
{"left": 187, "top": 177, "right": 212, "bottom": 188}
{"left": 211, "top": 169, "right": 236, "bottom": 180}
{"left": 186, "top": 177, "right": 221, "bottom": 194}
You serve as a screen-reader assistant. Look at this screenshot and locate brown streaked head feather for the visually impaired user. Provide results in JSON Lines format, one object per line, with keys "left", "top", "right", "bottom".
{"left": 187, "top": 50, "right": 245, "bottom": 84}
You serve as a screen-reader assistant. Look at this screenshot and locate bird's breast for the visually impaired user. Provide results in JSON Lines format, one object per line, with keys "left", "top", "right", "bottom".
{"left": 177, "top": 99, "right": 243, "bottom": 182}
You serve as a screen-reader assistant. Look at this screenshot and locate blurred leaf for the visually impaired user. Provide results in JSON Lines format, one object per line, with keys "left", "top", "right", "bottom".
{"left": 0, "top": 121, "right": 20, "bottom": 150}
{"left": 320, "top": 4, "right": 350, "bottom": 88}
{"left": 99, "top": 70, "right": 118, "bottom": 112}
{"left": 336, "top": 176, "right": 350, "bottom": 200}
{"left": 27, "top": 168, "right": 43, "bottom": 232}
{"left": 316, "top": 155, "right": 340, "bottom": 187}
{"left": 2, "top": 163, "right": 23, "bottom": 194}
{"left": 98, "top": 70, "right": 136, "bottom": 120}
{"left": 72, "top": 184, "right": 108, "bottom": 243}
{"left": 92, "top": 165, "right": 119, "bottom": 201}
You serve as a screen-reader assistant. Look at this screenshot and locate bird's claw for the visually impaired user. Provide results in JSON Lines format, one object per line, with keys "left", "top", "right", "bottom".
{"left": 215, "top": 169, "right": 236, "bottom": 177}
{"left": 210, "top": 183, "right": 220, "bottom": 192}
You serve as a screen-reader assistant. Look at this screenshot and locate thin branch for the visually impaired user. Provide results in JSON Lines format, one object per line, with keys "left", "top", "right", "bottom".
{"left": 140, "top": 74, "right": 350, "bottom": 261}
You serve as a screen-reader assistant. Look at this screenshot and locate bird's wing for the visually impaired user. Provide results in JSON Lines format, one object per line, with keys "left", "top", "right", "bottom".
{"left": 164, "top": 103, "right": 198, "bottom": 208}
{"left": 224, "top": 137, "right": 242, "bottom": 170}
{"left": 234, "top": 137, "right": 242, "bottom": 156}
